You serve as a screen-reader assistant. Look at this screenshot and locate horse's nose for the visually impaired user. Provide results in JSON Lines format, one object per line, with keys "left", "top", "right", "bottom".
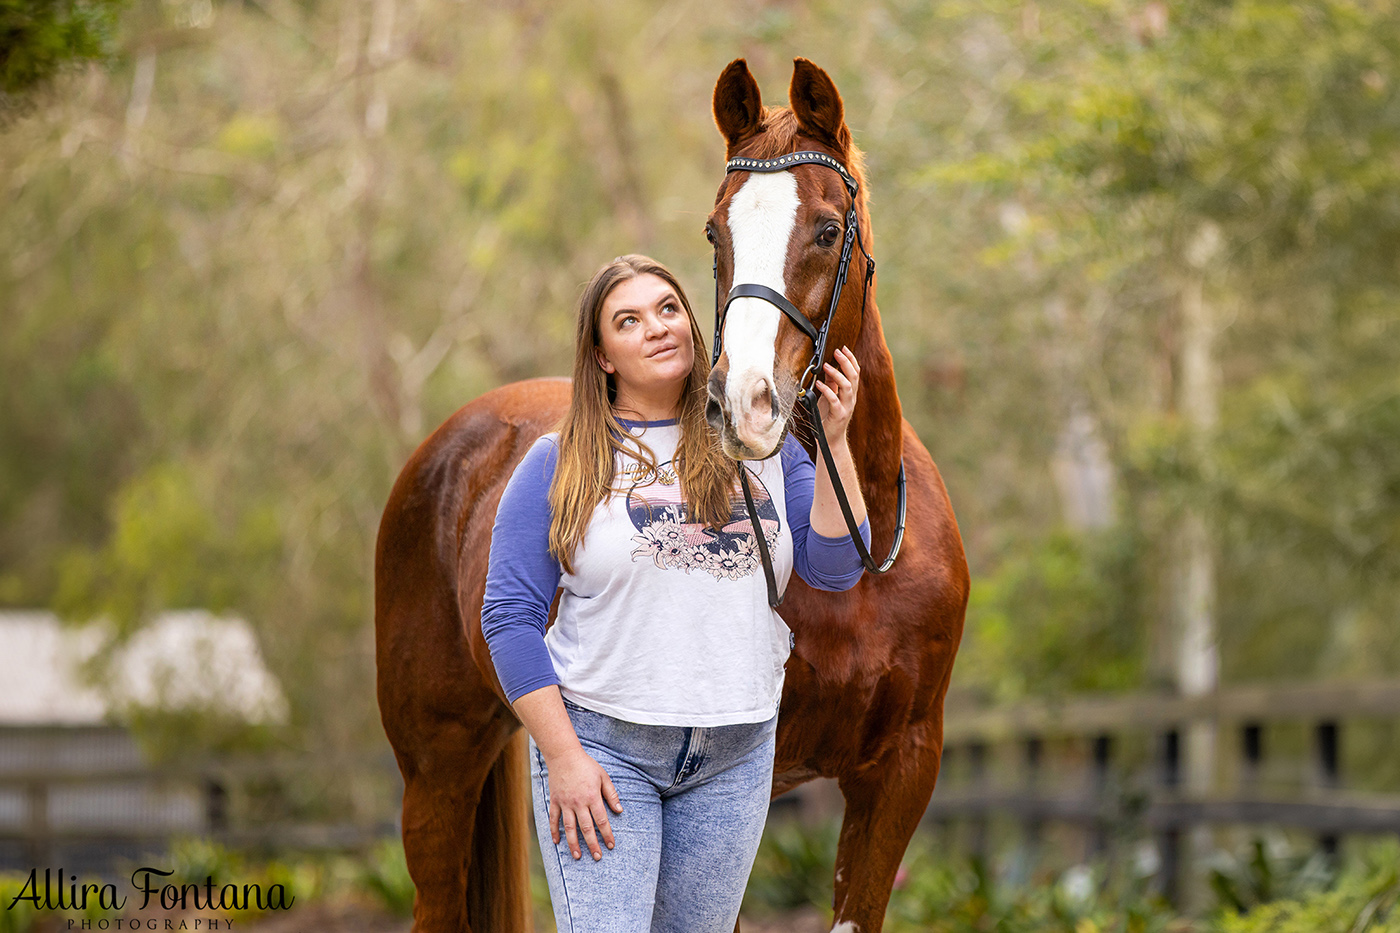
{"left": 750, "top": 377, "right": 778, "bottom": 424}
{"left": 706, "top": 370, "right": 728, "bottom": 435}
{"left": 742, "top": 376, "right": 778, "bottom": 437}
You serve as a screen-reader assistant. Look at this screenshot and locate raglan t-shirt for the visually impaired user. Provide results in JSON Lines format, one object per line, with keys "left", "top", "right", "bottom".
{"left": 480, "top": 418, "right": 870, "bottom": 727}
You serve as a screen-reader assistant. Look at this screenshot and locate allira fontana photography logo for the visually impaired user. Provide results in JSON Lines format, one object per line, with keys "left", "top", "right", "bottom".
{"left": 6, "top": 866, "right": 296, "bottom": 928}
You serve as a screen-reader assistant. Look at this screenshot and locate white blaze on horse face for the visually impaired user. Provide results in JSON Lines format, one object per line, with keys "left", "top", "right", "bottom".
{"left": 722, "top": 170, "right": 800, "bottom": 455}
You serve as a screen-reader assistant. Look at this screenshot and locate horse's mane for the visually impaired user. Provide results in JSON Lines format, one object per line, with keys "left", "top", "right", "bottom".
{"left": 748, "top": 107, "right": 869, "bottom": 202}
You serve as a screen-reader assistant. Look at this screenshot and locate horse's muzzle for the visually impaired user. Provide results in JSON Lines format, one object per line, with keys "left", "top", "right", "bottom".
{"left": 707, "top": 367, "right": 787, "bottom": 460}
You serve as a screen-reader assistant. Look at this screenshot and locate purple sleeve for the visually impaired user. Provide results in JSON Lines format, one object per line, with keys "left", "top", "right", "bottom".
{"left": 780, "top": 434, "right": 871, "bottom": 592}
{"left": 481, "top": 435, "right": 563, "bottom": 704}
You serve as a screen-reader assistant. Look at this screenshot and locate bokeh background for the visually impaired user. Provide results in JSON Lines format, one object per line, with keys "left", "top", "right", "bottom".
{"left": 4, "top": 0, "right": 1400, "bottom": 930}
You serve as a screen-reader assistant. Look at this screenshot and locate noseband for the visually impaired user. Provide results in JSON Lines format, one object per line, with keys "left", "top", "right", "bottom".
{"left": 710, "top": 150, "right": 907, "bottom": 607}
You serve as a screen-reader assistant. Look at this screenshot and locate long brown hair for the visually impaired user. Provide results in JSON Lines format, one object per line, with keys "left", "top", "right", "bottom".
{"left": 549, "top": 255, "right": 734, "bottom": 573}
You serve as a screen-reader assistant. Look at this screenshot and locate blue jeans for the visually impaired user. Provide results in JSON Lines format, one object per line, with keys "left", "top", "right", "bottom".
{"left": 529, "top": 700, "right": 777, "bottom": 933}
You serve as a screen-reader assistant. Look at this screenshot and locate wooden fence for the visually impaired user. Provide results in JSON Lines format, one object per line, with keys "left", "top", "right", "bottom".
{"left": 927, "top": 679, "right": 1400, "bottom": 902}
{"left": 8, "top": 681, "right": 1400, "bottom": 891}
{"left": 0, "top": 725, "right": 398, "bottom": 874}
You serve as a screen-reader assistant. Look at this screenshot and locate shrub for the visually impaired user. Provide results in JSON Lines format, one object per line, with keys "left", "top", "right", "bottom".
{"left": 0, "top": 874, "right": 42, "bottom": 933}
{"left": 0, "top": 871, "right": 121, "bottom": 933}
{"left": 358, "top": 838, "right": 415, "bottom": 918}
{"left": 742, "top": 819, "right": 839, "bottom": 914}
{"left": 1206, "top": 836, "right": 1334, "bottom": 913}
{"left": 1213, "top": 840, "right": 1400, "bottom": 933}
{"left": 886, "top": 849, "right": 1189, "bottom": 933}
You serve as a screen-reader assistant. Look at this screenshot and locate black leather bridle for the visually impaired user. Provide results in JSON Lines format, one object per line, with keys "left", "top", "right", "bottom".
{"left": 710, "top": 150, "right": 908, "bottom": 607}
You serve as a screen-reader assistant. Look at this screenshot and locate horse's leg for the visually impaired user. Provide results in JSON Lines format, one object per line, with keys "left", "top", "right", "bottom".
{"left": 380, "top": 588, "right": 524, "bottom": 932}
{"left": 396, "top": 709, "right": 525, "bottom": 933}
{"left": 829, "top": 744, "right": 942, "bottom": 933}
{"left": 378, "top": 392, "right": 567, "bottom": 932}
{"left": 397, "top": 724, "right": 482, "bottom": 933}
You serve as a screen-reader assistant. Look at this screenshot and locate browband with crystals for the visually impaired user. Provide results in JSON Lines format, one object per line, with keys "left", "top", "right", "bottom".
{"left": 725, "top": 151, "right": 859, "bottom": 197}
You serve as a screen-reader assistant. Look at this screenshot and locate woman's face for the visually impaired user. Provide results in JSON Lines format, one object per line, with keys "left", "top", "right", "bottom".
{"left": 595, "top": 273, "right": 695, "bottom": 413}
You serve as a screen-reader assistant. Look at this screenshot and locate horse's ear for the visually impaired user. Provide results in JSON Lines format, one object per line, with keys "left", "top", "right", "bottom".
{"left": 713, "top": 59, "right": 764, "bottom": 153}
{"left": 789, "top": 58, "right": 851, "bottom": 155}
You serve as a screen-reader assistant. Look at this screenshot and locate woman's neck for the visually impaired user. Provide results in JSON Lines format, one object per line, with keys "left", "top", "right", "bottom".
{"left": 611, "top": 385, "right": 682, "bottom": 423}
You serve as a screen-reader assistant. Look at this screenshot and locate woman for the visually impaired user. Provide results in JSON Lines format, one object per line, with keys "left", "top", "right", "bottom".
{"left": 481, "top": 254, "right": 869, "bottom": 932}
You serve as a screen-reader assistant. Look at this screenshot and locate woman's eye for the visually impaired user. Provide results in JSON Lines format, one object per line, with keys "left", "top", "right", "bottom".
{"left": 621, "top": 315, "right": 638, "bottom": 327}
{"left": 662, "top": 303, "right": 678, "bottom": 315}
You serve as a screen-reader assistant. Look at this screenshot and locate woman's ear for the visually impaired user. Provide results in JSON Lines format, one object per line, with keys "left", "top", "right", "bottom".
{"left": 595, "top": 346, "right": 615, "bottom": 374}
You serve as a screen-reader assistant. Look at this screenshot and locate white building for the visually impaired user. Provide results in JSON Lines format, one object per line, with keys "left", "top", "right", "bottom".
{"left": 0, "top": 610, "right": 285, "bottom": 872}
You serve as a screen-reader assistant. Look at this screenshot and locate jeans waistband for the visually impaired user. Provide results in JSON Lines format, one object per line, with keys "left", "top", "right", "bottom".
{"left": 557, "top": 701, "right": 777, "bottom": 793}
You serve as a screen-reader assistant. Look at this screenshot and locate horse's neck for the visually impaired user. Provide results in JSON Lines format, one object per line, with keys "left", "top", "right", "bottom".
{"left": 848, "top": 299, "right": 904, "bottom": 494}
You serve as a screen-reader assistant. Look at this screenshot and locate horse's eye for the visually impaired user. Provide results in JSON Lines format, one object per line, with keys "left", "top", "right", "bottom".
{"left": 817, "top": 222, "right": 840, "bottom": 248}
{"left": 705, "top": 225, "right": 717, "bottom": 246}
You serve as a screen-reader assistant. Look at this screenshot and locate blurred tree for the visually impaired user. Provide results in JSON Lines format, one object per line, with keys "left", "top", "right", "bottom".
{"left": 894, "top": 0, "right": 1400, "bottom": 693}
{"left": 0, "top": 0, "right": 124, "bottom": 114}
{"left": 0, "top": 0, "right": 793, "bottom": 807}
{"left": 3, "top": 0, "right": 1400, "bottom": 824}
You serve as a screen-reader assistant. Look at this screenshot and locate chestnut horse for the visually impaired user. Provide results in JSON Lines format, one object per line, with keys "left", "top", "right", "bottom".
{"left": 374, "top": 58, "right": 967, "bottom": 933}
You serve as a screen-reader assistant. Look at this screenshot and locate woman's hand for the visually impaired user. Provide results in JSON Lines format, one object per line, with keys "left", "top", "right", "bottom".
{"left": 511, "top": 686, "right": 623, "bottom": 861}
{"left": 808, "top": 345, "right": 868, "bottom": 537}
{"left": 546, "top": 747, "right": 623, "bottom": 861}
{"left": 814, "top": 346, "right": 860, "bottom": 445}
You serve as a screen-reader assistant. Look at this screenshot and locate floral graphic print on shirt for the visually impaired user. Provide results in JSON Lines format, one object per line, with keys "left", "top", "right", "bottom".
{"left": 626, "top": 460, "right": 780, "bottom": 581}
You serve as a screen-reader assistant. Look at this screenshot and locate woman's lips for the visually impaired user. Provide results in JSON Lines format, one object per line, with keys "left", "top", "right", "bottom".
{"left": 649, "top": 344, "right": 678, "bottom": 358}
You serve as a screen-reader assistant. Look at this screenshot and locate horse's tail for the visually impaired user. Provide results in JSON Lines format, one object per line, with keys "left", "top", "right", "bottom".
{"left": 466, "top": 728, "right": 533, "bottom": 932}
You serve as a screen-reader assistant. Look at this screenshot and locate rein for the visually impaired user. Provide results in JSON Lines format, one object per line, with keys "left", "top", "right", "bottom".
{"left": 711, "top": 150, "right": 908, "bottom": 607}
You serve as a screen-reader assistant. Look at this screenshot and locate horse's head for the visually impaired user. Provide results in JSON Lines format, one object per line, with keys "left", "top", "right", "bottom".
{"left": 705, "top": 58, "right": 871, "bottom": 460}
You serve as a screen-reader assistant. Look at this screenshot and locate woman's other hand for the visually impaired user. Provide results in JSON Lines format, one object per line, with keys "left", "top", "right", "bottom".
{"left": 815, "top": 346, "right": 859, "bottom": 445}
{"left": 512, "top": 686, "right": 624, "bottom": 861}
{"left": 547, "top": 747, "right": 623, "bottom": 861}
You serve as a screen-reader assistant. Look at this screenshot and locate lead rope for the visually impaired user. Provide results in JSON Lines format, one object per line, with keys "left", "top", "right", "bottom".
{"left": 737, "top": 464, "right": 783, "bottom": 607}
{"left": 806, "top": 392, "right": 907, "bottom": 576}
{"left": 737, "top": 389, "right": 909, "bottom": 608}
{"left": 727, "top": 253, "right": 906, "bottom": 608}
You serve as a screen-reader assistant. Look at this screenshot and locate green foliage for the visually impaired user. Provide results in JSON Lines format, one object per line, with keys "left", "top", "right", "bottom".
{"left": 1214, "top": 321, "right": 1400, "bottom": 681}
{"left": 908, "top": 0, "right": 1400, "bottom": 695}
{"left": 960, "top": 525, "right": 1143, "bottom": 702}
{"left": 0, "top": 871, "right": 121, "bottom": 932}
{"left": 1214, "top": 841, "right": 1400, "bottom": 933}
{"left": 164, "top": 836, "right": 247, "bottom": 887}
{"left": 742, "top": 821, "right": 1187, "bottom": 932}
{"left": 885, "top": 853, "right": 1185, "bottom": 933}
{"left": 743, "top": 823, "right": 1400, "bottom": 932}
{"left": 2, "top": 843, "right": 419, "bottom": 931}
{"left": 1207, "top": 837, "right": 1335, "bottom": 915}
{"left": 742, "top": 818, "right": 839, "bottom": 914}
{"left": 0, "top": 0, "right": 123, "bottom": 105}
{"left": 161, "top": 837, "right": 317, "bottom": 920}
{"left": 5, "top": 0, "right": 1400, "bottom": 838}
{"left": 357, "top": 838, "right": 415, "bottom": 918}
{"left": 112, "top": 706, "right": 279, "bottom": 764}
{"left": 0, "top": 874, "right": 43, "bottom": 933}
